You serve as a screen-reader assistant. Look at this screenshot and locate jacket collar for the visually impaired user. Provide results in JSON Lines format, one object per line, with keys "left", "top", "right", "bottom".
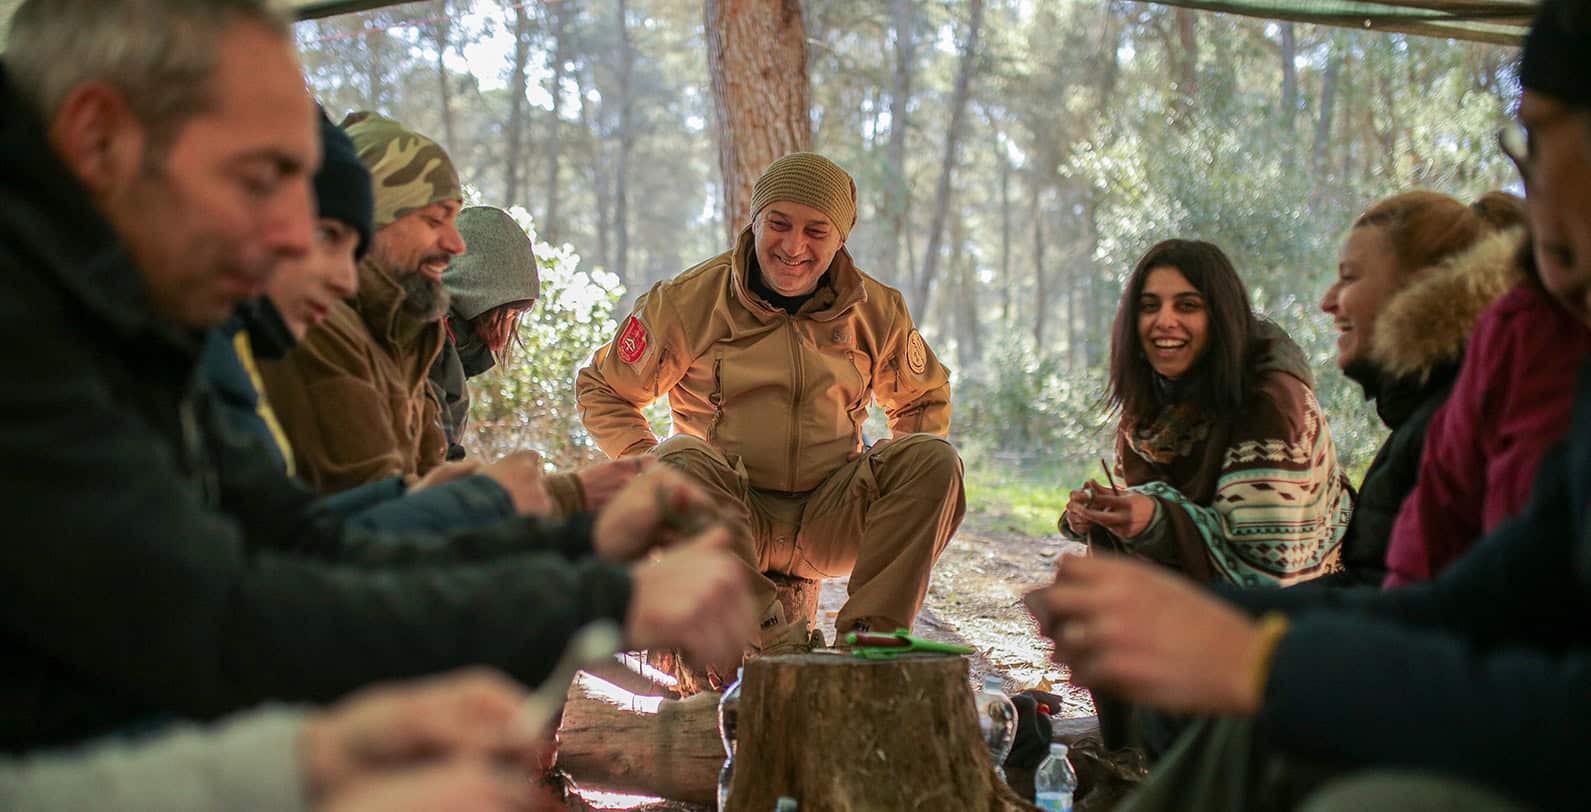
{"left": 728, "top": 226, "right": 868, "bottom": 323}
{"left": 352, "top": 256, "right": 441, "bottom": 352}
{"left": 1370, "top": 228, "right": 1526, "bottom": 382}
{"left": 0, "top": 67, "right": 187, "bottom": 349}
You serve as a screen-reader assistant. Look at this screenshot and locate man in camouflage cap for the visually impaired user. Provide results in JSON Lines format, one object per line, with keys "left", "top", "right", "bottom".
{"left": 260, "top": 112, "right": 468, "bottom": 493}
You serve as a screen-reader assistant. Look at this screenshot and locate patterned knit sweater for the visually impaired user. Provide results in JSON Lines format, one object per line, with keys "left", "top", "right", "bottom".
{"left": 1097, "top": 322, "right": 1354, "bottom": 585}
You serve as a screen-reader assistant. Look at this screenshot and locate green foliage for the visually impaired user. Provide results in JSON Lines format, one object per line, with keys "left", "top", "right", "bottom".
{"left": 463, "top": 210, "right": 623, "bottom": 468}
{"left": 952, "top": 329, "right": 1115, "bottom": 471}
{"left": 962, "top": 457, "right": 1087, "bottom": 538}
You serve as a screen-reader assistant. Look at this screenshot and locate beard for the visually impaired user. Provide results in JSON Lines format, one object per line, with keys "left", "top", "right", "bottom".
{"left": 398, "top": 268, "right": 451, "bottom": 321}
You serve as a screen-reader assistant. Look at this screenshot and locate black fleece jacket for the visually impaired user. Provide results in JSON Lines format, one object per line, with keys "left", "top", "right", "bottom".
{"left": 0, "top": 68, "right": 630, "bottom": 751}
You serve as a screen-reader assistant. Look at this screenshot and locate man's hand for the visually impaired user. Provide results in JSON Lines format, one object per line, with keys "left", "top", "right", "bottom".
{"left": 478, "top": 451, "right": 553, "bottom": 515}
{"left": 1067, "top": 486, "right": 1155, "bottom": 540}
{"left": 410, "top": 460, "right": 482, "bottom": 493}
{"left": 624, "top": 529, "right": 758, "bottom": 673}
{"left": 591, "top": 464, "right": 720, "bottom": 562}
{"left": 574, "top": 457, "right": 651, "bottom": 512}
{"left": 302, "top": 668, "right": 546, "bottom": 803}
{"left": 1023, "top": 554, "right": 1265, "bottom": 715}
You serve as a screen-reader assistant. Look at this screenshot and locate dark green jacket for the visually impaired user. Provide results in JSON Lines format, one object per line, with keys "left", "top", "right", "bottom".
{"left": 0, "top": 69, "right": 630, "bottom": 751}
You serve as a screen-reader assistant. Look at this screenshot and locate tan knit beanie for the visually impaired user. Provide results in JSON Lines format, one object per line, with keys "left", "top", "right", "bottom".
{"left": 749, "top": 152, "right": 857, "bottom": 241}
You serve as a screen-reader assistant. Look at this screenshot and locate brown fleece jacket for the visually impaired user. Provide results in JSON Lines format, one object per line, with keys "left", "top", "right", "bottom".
{"left": 259, "top": 259, "right": 447, "bottom": 493}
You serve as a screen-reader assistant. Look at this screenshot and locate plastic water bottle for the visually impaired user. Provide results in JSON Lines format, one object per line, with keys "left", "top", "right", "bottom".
{"left": 1034, "top": 742, "right": 1077, "bottom": 811}
{"left": 974, "top": 675, "right": 1017, "bottom": 782}
{"left": 717, "top": 758, "right": 734, "bottom": 811}
{"left": 719, "top": 667, "right": 743, "bottom": 756}
{"left": 716, "top": 668, "right": 743, "bottom": 811}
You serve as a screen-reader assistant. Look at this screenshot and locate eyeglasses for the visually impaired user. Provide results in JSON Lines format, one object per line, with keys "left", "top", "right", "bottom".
{"left": 1498, "top": 119, "right": 1531, "bottom": 183}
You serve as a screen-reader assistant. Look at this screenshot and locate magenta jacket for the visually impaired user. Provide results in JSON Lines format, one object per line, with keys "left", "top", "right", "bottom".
{"left": 1385, "top": 283, "right": 1591, "bottom": 587}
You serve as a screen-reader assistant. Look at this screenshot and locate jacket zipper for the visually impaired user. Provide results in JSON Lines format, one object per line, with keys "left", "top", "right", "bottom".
{"left": 708, "top": 355, "right": 723, "bottom": 443}
{"left": 786, "top": 316, "right": 802, "bottom": 492}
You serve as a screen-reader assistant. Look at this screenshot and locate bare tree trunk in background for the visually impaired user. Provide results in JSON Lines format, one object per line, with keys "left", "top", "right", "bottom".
{"left": 949, "top": 207, "right": 979, "bottom": 372}
{"left": 705, "top": 0, "right": 812, "bottom": 242}
{"left": 578, "top": 63, "right": 612, "bottom": 270}
{"left": 881, "top": 0, "right": 915, "bottom": 284}
{"left": 504, "top": 1, "right": 531, "bottom": 206}
{"left": 1312, "top": 44, "right": 1339, "bottom": 182}
{"left": 1031, "top": 179, "right": 1048, "bottom": 350}
{"left": 615, "top": 0, "right": 635, "bottom": 287}
{"left": 363, "top": 21, "right": 385, "bottom": 108}
{"left": 1279, "top": 22, "right": 1297, "bottom": 130}
{"left": 543, "top": 0, "right": 571, "bottom": 244}
{"left": 913, "top": 0, "right": 984, "bottom": 317}
{"left": 1099, "top": 1, "right": 1121, "bottom": 97}
{"left": 432, "top": 1, "right": 456, "bottom": 152}
{"left": 996, "top": 127, "right": 1012, "bottom": 324}
{"left": 1173, "top": 8, "right": 1198, "bottom": 119}
{"left": 1065, "top": 218, "right": 1081, "bottom": 372}
{"left": 1377, "top": 72, "right": 1400, "bottom": 179}
{"left": 1083, "top": 189, "right": 1105, "bottom": 368}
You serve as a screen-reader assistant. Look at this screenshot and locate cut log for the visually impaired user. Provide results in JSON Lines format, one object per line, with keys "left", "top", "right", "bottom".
{"left": 580, "top": 654, "right": 676, "bottom": 698}
{"left": 726, "top": 653, "right": 1040, "bottom": 811}
{"left": 555, "top": 677, "right": 723, "bottom": 805}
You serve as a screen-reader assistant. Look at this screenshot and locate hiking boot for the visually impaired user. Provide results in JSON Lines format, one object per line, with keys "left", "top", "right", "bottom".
{"left": 752, "top": 600, "right": 823, "bottom": 658}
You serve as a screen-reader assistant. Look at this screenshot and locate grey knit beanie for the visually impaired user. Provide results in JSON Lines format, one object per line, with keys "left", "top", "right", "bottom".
{"left": 444, "top": 206, "right": 540, "bottom": 321}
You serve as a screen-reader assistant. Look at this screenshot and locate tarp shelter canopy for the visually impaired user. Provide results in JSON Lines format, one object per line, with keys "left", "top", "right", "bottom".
{"left": 1143, "top": 1, "right": 1536, "bottom": 45}
{"left": 288, "top": 0, "right": 1537, "bottom": 45}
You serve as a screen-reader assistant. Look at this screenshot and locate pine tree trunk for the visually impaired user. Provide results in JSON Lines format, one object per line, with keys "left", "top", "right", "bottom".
{"left": 914, "top": 0, "right": 984, "bottom": 317}
{"left": 434, "top": 0, "right": 455, "bottom": 151}
{"left": 704, "top": 0, "right": 812, "bottom": 242}
{"left": 1279, "top": 21, "right": 1297, "bottom": 130}
{"left": 505, "top": 1, "right": 531, "bottom": 206}
{"left": 1312, "top": 43, "right": 1340, "bottom": 199}
{"left": 1030, "top": 181, "right": 1047, "bottom": 351}
{"left": 613, "top": 0, "right": 635, "bottom": 287}
{"left": 543, "top": 0, "right": 570, "bottom": 243}
{"left": 881, "top": 0, "right": 916, "bottom": 283}
{"left": 996, "top": 129, "right": 1012, "bottom": 324}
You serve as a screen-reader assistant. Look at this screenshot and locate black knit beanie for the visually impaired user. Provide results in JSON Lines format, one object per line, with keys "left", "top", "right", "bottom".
{"left": 314, "top": 108, "right": 375, "bottom": 260}
{"left": 1522, "top": 1, "right": 1591, "bottom": 108}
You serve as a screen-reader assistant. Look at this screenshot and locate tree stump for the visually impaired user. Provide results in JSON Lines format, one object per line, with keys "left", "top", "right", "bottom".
{"left": 727, "top": 654, "right": 1040, "bottom": 812}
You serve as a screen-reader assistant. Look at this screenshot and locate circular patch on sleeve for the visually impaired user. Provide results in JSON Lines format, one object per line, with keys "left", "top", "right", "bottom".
{"left": 905, "top": 330, "right": 928, "bottom": 375}
{"left": 617, "top": 316, "right": 650, "bottom": 364}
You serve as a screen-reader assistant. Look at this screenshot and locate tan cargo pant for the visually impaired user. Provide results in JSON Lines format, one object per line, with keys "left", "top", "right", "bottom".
{"left": 652, "top": 432, "right": 965, "bottom": 637}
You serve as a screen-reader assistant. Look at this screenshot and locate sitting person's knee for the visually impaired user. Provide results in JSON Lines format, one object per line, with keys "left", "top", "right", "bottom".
{"left": 651, "top": 434, "right": 729, "bottom": 467}
{"left": 878, "top": 434, "right": 963, "bottom": 482}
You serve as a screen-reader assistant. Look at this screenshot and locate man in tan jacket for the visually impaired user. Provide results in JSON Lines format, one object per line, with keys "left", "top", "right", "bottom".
{"left": 577, "top": 153, "right": 965, "bottom": 657}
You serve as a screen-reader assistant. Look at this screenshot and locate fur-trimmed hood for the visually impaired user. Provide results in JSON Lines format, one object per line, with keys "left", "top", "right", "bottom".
{"left": 1371, "top": 228, "right": 1527, "bottom": 381}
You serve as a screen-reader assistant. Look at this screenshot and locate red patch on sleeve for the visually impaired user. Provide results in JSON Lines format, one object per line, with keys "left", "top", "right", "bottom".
{"left": 617, "top": 316, "right": 649, "bottom": 364}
